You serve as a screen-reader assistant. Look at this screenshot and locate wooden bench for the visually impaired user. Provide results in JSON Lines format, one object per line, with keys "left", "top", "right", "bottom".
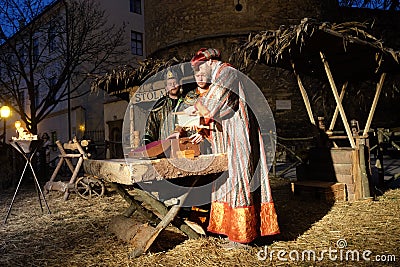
{"left": 291, "top": 180, "right": 346, "bottom": 202}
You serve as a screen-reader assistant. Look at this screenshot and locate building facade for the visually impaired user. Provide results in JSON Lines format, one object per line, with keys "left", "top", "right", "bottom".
{"left": 0, "top": 0, "right": 144, "bottom": 160}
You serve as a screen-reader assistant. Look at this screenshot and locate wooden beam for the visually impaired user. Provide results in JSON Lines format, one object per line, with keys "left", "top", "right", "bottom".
{"left": 362, "top": 73, "right": 386, "bottom": 137}
{"left": 129, "top": 191, "right": 190, "bottom": 258}
{"left": 63, "top": 157, "right": 84, "bottom": 200}
{"left": 329, "top": 81, "right": 348, "bottom": 131}
{"left": 132, "top": 187, "right": 200, "bottom": 239}
{"left": 110, "top": 183, "right": 159, "bottom": 224}
{"left": 56, "top": 140, "right": 75, "bottom": 172}
{"left": 292, "top": 62, "right": 316, "bottom": 126}
{"left": 83, "top": 154, "right": 228, "bottom": 184}
{"left": 359, "top": 144, "right": 371, "bottom": 198}
{"left": 320, "top": 52, "right": 356, "bottom": 148}
{"left": 130, "top": 103, "right": 135, "bottom": 148}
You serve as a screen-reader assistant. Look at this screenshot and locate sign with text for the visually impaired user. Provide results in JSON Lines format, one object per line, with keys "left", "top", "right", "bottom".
{"left": 133, "top": 80, "right": 166, "bottom": 103}
{"left": 133, "top": 89, "right": 166, "bottom": 103}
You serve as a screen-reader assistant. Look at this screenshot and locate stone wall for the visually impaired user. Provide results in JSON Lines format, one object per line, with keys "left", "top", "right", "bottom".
{"left": 144, "top": 0, "right": 338, "bottom": 56}
{"left": 143, "top": 1, "right": 400, "bottom": 142}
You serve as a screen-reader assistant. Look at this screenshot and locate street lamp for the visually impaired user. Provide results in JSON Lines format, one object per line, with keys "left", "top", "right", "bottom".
{"left": 1, "top": 105, "right": 11, "bottom": 143}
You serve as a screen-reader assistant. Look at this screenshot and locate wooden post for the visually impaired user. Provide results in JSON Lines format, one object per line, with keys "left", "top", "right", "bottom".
{"left": 320, "top": 52, "right": 356, "bottom": 148}
{"left": 63, "top": 138, "right": 88, "bottom": 200}
{"left": 44, "top": 140, "right": 72, "bottom": 193}
{"left": 292, "top": 62, "right": 316, "bottom": 126}
{"left": 358, "top": 141, "right": 371, "bottom": 198}
{"left": 130, "top": 104, "right": 135, "bottom": 148}
{"left": 376, "top": 128, "right": 385, "bottom": 188}
{"left": 329, "top": 82, "right": 348, "bottom": 131}
{"left": 363, "top": 73, "right": 386, "bottom": 137}
{"left": 63, "top": 156, "right": 84, "bottom": 200}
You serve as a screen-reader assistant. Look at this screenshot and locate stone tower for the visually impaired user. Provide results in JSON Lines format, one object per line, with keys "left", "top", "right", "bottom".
{"left": 144, "top": 0, "right": 338, "bottom": 58}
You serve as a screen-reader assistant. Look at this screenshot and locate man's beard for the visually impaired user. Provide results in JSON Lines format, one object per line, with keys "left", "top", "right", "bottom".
{"left": 168, "top": 87, "right": 180, "bottom": 97}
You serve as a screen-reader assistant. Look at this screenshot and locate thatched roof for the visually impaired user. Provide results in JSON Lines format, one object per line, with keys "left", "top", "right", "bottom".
{"left": 231, "top": 18, "right": 400, "bottom": 81}
{"left": 92, "top": 18, "right": 400, "bottom": 100}
{"left": 90, "top": 57, "right": 182, "bottom": 100}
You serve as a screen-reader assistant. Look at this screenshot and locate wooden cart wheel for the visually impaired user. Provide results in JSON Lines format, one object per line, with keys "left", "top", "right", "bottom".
{"left": 75, "top": 176, "right": 105, "bottom": 199}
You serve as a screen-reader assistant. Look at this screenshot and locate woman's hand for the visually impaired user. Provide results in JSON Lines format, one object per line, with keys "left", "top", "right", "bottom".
{"left": 189, "top": 132, "right": 204, "bottom": 144}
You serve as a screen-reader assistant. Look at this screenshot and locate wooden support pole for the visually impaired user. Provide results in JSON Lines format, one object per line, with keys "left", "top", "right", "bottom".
{"left": 59, "top": 154, "right": 84, "bottom": 158}
{"left": 292, "top": 62, "right": 316, "bottom": 126}
{"left": 63, "top": 156, "right": 84, "bottom": 200}
{"left": 56, "top": 140, "right": 75, "bottom": 172}
{"left": 132, "top": 188, "right": 200, "bottom": 239}
{"left": 363, "top": 73, "right": 386, "bottom": 137}
{"left": 130, "top": 104, "right": 135, "bottom": 148}
{"left": 329, "top": 81, "right": 348, "bottom": 131}
{"left": 110, "top": 183, "right": 159, "bottom": 224}
{"left": 376, "top": 128, "right": 385, "bottom": 188}
{"left": 46, "top": 157, "right": 64, "bottom": 185}
{"left": 129, "top": 177, "right": 201, "bottom": 258}
{"left": 129, "top": 191, "right": 190, "bottom": 258}
{"left": 320, "top": 52, "right": 356, "bottom": 148}
{"left": 359, "top": 142, "right": 371, "bottom": 198}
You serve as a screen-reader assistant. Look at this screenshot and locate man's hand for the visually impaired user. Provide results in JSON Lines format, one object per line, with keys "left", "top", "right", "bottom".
{"left": 189, "top": 132, "right": 203, "bottom": 144}
{"left": 166, "top": 132, "right": 180, "bottom": 140}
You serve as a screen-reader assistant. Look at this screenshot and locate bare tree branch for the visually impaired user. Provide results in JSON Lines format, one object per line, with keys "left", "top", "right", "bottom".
{"left": 0, "top": 0, "right": 127, "bottom": 134}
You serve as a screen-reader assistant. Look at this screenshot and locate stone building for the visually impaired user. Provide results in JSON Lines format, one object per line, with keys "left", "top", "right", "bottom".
{"left": 142, "top": 0, "right": 400, "bottom": 141}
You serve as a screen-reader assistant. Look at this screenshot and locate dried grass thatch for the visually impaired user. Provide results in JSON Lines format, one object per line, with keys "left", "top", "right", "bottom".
{"left": 90, "top": 57, "right": 183, "bottom": 100}
{"left": 1, "top": 177, "right": 399, "bottom": 266}
{"left": 231, "top": 18, "right": 400, "bottom": 80}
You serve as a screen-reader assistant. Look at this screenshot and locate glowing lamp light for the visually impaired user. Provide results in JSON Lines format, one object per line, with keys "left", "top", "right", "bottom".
{"left": 1, "top": 105, "right": 11, "bottom": 143}
{"left": 79, "top": 124, "right": 85, "bottom": 132}
{"left": 0, "top": 105, "right": 11, "bottom": 118}
{"left": 15, "top": 120, "right": 21, "bottom": 129}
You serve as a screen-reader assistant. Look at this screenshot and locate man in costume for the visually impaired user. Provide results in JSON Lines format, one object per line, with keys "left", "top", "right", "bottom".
{"left": 190, "top": 48, "right": 280, "bottom": 246}
{"left": 174, "top": 65, "right": 215, "bottom": 153}
{"left": 143, "top": 69, "right": 183, "bottom": 144}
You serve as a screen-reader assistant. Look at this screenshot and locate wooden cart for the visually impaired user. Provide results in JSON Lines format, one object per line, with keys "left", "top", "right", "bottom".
{"left": 82, "top": 153, "right": 228, "bottom": 257}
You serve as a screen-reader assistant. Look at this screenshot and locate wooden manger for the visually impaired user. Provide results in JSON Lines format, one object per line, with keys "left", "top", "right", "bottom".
{"left": 83, "top": 153, "right": 228, "bottom": 257}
